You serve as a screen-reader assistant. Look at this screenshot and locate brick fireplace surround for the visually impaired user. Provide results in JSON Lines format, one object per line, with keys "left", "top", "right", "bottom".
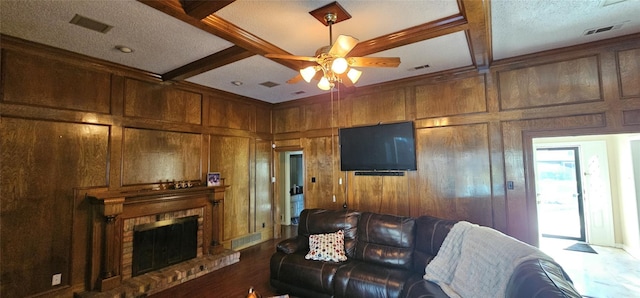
{"left": 79, "top": 186, "right": 238, "bottom": 297}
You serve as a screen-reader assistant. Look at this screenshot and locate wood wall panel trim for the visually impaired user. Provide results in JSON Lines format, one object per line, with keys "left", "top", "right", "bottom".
{"left": 345, "top": 89, "right": 407, "bottom": 127}
{"left": 623, "top": 109, "right": 640, "bottom": 126}
{"left": 249, "top": 139, "right": 256, "bottom": 232}
{"left": 255, "top": 105, "right": 272, "bottom": 134}
{"left": 415, "top": 74, "right": 487, "bottom": 119}
{"left": 207, "top": 95, "right": 252, "bottom": 130}
{"left": 414, "top": 123, "right": 493, "bottom": 227}
{"left": 209, "top": 135, "right": 251, "bottom": 241}
{"left": 618, "top": 48, "right": 640, "bottom": 99}
{"left": 272, "top": 106, "right": 302, "bottom": 134}
{"left": 122, "top": 128, "right": 202, "bottom": 185}
{"left": 488, "top": 121, "right": 507, "bottom": 233}
{"left": 303, "top": 136, "right": 342, "bottom": 210}
{"left": 2, "top": 49, "right": 112, "bottom": 114}
{"left": 254, "top": 140, "right": 273, "bottom": 233}
{"left": 124, "top": 78, "right": 202, "bottom": 125}
{"left": 304, "top": 100, "right": 335, "bottom": 131}
{"left": 498, "top": 55, "right": 603, "bottom": 111}
{"left": 0, "top": 103, "right": 118, "bottom": 126}
{"left": 274, "top": 139, "right": 301, "bottom": 149}
{"left": 1, "top": 118, "right": 109, "bottom": 297}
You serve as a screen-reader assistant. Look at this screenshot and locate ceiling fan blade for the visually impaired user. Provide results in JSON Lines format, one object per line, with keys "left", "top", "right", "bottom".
{"left": 265, "top": 53, "right": 317, "bottom": 62}
{"left": 329, "top": 35, "right": 359, "bottom": 57}
{"left": 339, "top": 73, "right": 354, "bottom": 87}
{"left": 287, "top": 74, "right": 304, "bottom": 84}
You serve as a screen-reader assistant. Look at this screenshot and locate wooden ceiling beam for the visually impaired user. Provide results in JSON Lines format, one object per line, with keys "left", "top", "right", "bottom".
{"left": 180, "top": 0, "right": 235, "bottom": 20}
{"left": 139, "top": 0, "right": 480, "bottom": 80}
{"left": 137, "top": 0, "right": 304, "bottom": 71}
{"left": 162, "top": 45, "right": 254, "bottom": 81}
{"left": 460, "top": 0, "right": 492, "bottom": 70}
{"left": 348, "top": 14, "right": 468, "bottom": 58}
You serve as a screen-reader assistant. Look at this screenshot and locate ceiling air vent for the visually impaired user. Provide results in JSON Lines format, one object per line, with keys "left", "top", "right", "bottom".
{"left": 583, "top": 22, "right": 627, "bottom": 36}
{"left": 70, "top": 14, "right": 113, "bottom": 33}
{"left": 260, "top": 81, "right": 280, "bottom": 88}
{"left": 409, "top": 64, "right": 430, "bottom": 71}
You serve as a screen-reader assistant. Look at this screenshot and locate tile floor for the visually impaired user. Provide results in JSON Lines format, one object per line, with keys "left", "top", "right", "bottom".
{"left": 540, "top": 238, "right": 640, "bottom": 298}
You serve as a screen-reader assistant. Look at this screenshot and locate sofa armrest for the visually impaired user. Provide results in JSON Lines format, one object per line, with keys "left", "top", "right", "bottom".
{"left": 506, "top": 259, "right": 581, "bottom": 298}
{"left": 276, "top": 236, "right": 308, "bottom": 254}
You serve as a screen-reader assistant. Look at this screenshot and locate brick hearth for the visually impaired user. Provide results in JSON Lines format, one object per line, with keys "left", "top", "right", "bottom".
{"left": 77, "top": 249, "right": 240, "bottom": 298}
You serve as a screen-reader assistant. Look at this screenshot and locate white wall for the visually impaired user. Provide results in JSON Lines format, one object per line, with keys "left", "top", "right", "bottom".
{"left": 617, "top": 136, "right": 640, "bottom": 258}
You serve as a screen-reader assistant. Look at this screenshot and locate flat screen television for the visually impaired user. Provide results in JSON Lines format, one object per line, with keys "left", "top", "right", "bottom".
{"left": 339, "top": 121, "right": 417, "bottom": 171}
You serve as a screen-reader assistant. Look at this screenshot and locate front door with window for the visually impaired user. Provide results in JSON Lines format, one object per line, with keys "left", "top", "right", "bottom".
{"left": 535, "top": 147, "right": 586, "bottom": 241}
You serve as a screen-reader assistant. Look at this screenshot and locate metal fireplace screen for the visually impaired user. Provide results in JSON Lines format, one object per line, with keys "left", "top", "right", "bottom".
{"left": 132, "top": 215, "right": 198, "bottom": 276}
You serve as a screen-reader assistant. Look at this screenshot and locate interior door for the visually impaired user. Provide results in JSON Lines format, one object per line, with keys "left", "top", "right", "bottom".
{"left": 535, "top": 147, "right": 586, "bottom": 241}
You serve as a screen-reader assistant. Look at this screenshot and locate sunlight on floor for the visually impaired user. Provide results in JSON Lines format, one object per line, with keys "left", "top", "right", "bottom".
{"left": 540, "top": 238, "right": 640, "bottom": 298}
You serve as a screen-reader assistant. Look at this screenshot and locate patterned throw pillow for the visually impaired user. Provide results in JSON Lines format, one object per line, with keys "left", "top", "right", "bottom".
{"left": 305, "top": 230, "right": 347, "bottom": 262}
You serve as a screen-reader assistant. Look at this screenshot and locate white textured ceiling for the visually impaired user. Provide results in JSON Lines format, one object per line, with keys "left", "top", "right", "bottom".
{"left": 1, "top": 0, "right": 639, "bottom": 104}
{"left": 492, "top": 0, "right": 640, "bottom": 59}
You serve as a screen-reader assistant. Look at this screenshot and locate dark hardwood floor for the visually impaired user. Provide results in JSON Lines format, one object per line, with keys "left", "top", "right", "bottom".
{"left": 150, "top": 225, "right": 297, "bottom": 298}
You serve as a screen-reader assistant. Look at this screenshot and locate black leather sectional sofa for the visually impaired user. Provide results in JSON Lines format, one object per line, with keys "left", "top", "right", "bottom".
{"left": 270, "top": 208, "right": 582, "bottom": 298}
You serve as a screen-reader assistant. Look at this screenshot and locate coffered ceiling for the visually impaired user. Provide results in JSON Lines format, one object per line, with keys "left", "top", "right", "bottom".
{"left": 1, "top": 0, "right": 638, "bottom": 103}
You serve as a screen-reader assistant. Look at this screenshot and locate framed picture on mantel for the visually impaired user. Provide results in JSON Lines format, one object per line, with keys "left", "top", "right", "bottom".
{"left": 207, "top": 172, "right": 221, "bottom": 187}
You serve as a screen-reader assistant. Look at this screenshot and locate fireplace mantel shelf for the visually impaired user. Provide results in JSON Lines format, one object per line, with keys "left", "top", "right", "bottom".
{"left": 89, "top": 185, "right": 229, "bottom": 203}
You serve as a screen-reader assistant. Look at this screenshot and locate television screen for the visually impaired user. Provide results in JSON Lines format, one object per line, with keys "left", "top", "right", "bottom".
{"left": 339, "top": 121, "right": 417, "bottom": 171}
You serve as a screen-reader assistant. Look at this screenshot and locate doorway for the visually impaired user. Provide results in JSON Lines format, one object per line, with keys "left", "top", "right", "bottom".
{"left": 535, "top": 147, "right": 585, "bottom": 241}
{"left": 278, "top": 151, "right": 304, "bottom": 226}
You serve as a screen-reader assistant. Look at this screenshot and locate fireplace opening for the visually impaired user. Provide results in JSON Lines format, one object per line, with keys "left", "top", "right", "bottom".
{"left": 132, "top": 215, "right": 198, "bottom": 276}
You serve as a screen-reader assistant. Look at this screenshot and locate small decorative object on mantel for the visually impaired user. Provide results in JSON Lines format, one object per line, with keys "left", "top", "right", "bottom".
{"left": 207, "top": 172, "right": 221, "bottom": 187}
{"left": 158, "top": 180, "right": 201, "bottom": 190}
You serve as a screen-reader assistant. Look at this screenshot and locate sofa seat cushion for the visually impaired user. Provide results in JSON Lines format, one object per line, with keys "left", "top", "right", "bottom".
{"left": 334, "top": 260, "right": 413, "bottom": 298}
{"left": 401, "top": 274, "right": 449, "bottom": 298}
{"left": 270, "top": 251, "right": 342, "bottom": 295}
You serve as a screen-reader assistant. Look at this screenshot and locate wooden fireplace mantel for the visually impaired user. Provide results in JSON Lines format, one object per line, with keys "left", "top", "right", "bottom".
{"left": 87, "top": 185, "right": 228, "bottom": 291}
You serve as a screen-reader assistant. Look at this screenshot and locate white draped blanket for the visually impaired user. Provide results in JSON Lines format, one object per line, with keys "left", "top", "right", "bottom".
{"left": 423, "top": 221, "right": 552, "bottom": 298}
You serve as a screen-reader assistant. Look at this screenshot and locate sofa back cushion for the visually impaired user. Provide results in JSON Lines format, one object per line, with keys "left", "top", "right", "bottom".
{"left": 413, "top": 215, "right": 458, "bottom": 273}
{"left": 353, "top": 212, "right": 416, "bottom": 270}
{"left": 298, "top": 208, "right": 361, "bottom": 257}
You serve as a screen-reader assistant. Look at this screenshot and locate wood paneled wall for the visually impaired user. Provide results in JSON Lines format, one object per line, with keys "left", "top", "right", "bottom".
{"left": 1, "top": 31, "right": 639, "bottom": 298}
{"left": 272, "top": 33, "right": 640, "bottom": 247}
{"left": 0, "top": 36, "right": 272, "bottom": 297}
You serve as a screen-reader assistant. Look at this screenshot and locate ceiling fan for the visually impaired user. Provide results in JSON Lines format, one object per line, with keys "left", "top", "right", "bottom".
{"left": 265, "top": 5, "right": 401, "bottom": 91}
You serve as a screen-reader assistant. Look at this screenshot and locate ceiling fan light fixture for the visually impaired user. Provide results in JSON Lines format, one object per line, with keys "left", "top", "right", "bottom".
{"left": 347, "top": 68, "right": 362, "bottom": 84}
{"left": 331, "top": 57, "right": 348, "bottom": 74}
{"left": 318, "top": 76, "right": 333, "bottom": 90}
{"left": 300, "top": 66, "right": 317, "bottom": 83}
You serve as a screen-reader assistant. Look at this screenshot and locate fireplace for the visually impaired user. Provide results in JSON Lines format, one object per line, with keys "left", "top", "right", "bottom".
{"left": 87, "top": 186, "right": 228, "bottom": 292}
{"left": 131, "top": 215, "right": 199, "bottom": 276}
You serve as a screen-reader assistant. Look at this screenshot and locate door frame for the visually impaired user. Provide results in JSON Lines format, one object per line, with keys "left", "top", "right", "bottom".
{"left": 272, "top": 146, "right": 303, "bottom": 238}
